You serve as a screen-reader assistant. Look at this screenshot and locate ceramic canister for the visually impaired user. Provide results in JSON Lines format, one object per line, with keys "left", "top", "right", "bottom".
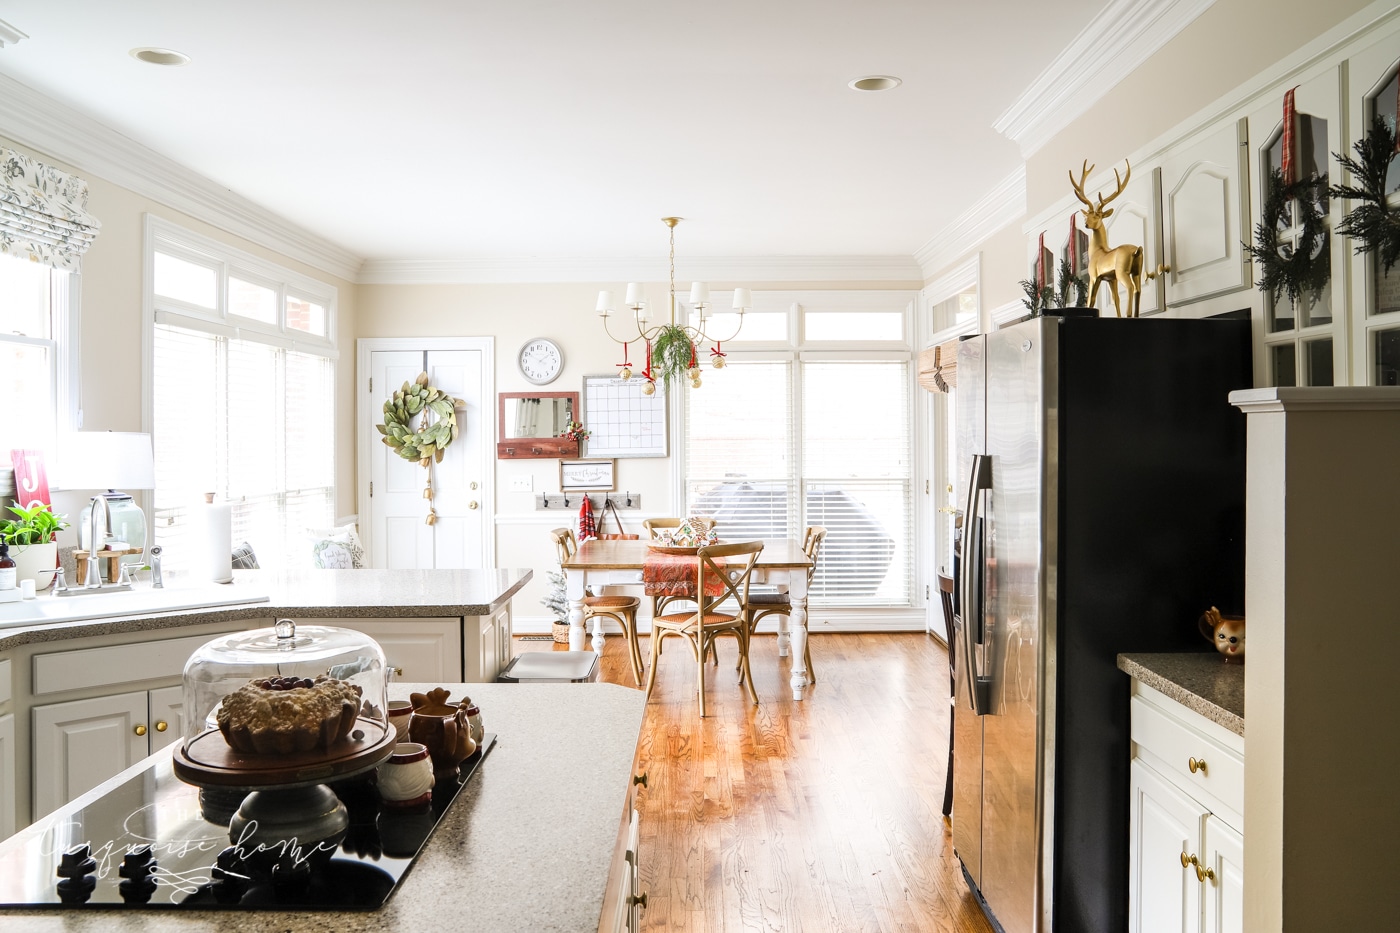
{"left": 463, "top": 704, "right": 484, "bottom": 746}
{"left": 387, "top": 700, "right": 413, "bottom": 743}
{"left": 377, "top": 742, "right": 435, "bottom": 810}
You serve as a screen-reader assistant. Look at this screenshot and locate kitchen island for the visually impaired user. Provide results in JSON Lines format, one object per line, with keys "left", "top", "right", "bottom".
{"left": 0, "top": 681, "right": 646, "bottom": 932}
{"left": 0, "top": 569, "right": 533, "bottom": 836}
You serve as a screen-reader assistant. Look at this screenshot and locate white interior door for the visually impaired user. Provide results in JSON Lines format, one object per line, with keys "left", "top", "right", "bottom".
{"left": 360, "top": 339, "right": 494, "bottom": 569}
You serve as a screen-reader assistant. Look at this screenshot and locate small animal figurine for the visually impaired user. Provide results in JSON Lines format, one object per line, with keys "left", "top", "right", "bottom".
{"left": 1199, "top": 607, "right": 1245, "bottom": 663}
{"left": 1069, "top": 160, "right": 1145, "bottom": 317}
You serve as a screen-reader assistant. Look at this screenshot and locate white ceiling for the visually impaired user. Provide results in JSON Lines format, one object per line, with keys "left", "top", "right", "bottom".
{"left": 0, "top": 1, "right": 1104, "bottom": 267}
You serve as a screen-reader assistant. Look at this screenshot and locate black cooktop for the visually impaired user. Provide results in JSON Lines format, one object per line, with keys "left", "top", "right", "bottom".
{"left": 0, "top": 735, "right": 494, "bottom": 911}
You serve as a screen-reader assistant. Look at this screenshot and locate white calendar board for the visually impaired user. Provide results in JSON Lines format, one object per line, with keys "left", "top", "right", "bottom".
{"left": 581, "top": 374, "right": 668, "bottom": 458}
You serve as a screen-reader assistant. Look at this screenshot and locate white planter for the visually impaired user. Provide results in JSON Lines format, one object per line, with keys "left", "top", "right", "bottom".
{"left": 11, "top": 542, "right": 58, "bottom": 590}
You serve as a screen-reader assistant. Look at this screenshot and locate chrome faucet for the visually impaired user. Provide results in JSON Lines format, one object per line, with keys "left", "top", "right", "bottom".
{"left": 84, "top": 495, "right": 110, "bottom": 588}
{"left": 149, "top": 545, "right": 164, "bottom": 588}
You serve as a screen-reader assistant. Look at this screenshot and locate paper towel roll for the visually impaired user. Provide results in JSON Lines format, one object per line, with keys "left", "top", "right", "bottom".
{"left": 196, "top": 493, "right": 233, "bottom": 584}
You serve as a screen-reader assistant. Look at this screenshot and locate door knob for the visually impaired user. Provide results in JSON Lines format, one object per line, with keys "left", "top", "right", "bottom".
{"left": 134, "top": 724, "right": 147, "bottom": 737}
{"left": 468, "top": 501, "right": 479, "bottom": 510}
{"left": 154, "top": 721, "right": 168, "bottom": 733}
{"left": 470, "top": 481, "right": 479, "bottom": 490}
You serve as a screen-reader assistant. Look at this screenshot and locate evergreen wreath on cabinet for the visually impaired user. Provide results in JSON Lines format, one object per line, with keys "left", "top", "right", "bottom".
{"left": 1330, "top": 114, "right": 1400, "bottom": 274}
{"left": 1243, "top": 168, "right": 1331, "bottom": 307}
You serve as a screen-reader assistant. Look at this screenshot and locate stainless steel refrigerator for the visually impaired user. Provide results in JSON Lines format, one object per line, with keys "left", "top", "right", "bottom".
{"left": 951, "top": 312, "right": 1251, "bottom": 933}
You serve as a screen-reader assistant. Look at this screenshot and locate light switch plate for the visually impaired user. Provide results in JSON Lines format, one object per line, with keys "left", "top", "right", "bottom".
{"left": 510, "top": 476, "right": 533, "bottom": 492}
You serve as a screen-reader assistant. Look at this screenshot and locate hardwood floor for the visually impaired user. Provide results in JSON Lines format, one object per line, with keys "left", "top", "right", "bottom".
{"left": 514, "top": 632, "right": 996, "bottom": 933}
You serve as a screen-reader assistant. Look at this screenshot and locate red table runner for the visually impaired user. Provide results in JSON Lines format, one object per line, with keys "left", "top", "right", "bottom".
{"left": 643, "top": 552, "right": 726, "bottom": 599}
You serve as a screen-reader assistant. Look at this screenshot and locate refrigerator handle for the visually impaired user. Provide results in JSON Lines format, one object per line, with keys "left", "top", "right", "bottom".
{"left": 960, "top": 453, "right": 992, "bottom": 716}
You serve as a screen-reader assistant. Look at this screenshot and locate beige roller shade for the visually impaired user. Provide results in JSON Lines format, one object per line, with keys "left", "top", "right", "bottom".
{"left": 917, "top": 338, "right": 963, "bottom": 393}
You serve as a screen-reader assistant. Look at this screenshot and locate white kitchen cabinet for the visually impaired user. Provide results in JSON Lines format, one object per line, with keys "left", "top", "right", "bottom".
{"left": 0, "top": 712, "right": 15, "bottom": 840}
{"left": 32, "top": 691, "right": 150, "bottom": 820}
{"left": 1159, "top": 119, "right": 1251, "bottom": 310}
{"left": 32, "top": 685, "right": 191, "bottom": 820}
{"left": 316, "top": 618, "right": 464, "bottom": 683}
{"left": 1128, "top": 681, "right": 1244, "bottom": 933}
{"left": 603, "top": 772, "right": 646, "bottom": 933}
{"left": 468, "top": 605, "right": 513, "bottom": 683}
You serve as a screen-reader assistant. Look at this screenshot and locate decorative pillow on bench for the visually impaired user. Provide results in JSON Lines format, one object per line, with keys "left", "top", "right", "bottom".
{"left": 309, "top": 524, "right": 365, "bottom": 569}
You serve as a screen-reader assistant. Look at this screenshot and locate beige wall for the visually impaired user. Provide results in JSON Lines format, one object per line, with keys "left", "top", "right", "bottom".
{"left": 0, "top": 133, "right": 359, "bottom": 545}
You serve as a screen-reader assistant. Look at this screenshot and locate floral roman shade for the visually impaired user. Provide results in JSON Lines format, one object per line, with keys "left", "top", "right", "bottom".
{"left": 0, "top": 146, "right": 101, "bottom": 271}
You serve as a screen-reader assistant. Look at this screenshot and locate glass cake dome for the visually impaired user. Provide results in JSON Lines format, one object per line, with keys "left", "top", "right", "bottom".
{"left": 181, "top": 619, "right": 389, "bottom": 758}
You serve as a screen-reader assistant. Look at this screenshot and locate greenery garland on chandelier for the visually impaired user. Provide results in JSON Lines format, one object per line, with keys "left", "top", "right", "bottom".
{"left": 1330, "top": 114, "right": 1400, "bottom": 275}
{"left": 650, "top": 323, "right": 703, "bottom": 389}
{"left": 1243, "top": 167, "right": 1331, "bottom": 307}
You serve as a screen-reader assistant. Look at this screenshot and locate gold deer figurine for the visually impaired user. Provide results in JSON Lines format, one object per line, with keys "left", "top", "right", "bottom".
{"left": 1069, "top": 160, "right": 1144, "bottom": 318}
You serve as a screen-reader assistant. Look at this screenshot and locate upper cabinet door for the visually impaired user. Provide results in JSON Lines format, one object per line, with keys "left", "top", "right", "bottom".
{"left": 1160, "top": 119, "right": 1251, "bottom": 308}
{"left": 1096, "top": 164, "right": 1165, "bottom": 317}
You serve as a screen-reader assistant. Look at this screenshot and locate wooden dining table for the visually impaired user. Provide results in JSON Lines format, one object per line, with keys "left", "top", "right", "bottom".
{"left": 562, "top": 537, "right": 816, "bottom": 699}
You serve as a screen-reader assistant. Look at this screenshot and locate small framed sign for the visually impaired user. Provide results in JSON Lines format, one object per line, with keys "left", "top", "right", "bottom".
{"left": 559, "top": 458, "right": 616, "bottom": 491}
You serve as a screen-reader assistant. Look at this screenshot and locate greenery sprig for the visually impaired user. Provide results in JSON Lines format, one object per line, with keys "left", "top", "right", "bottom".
{"left": 649, "top": 324, "right": 696, "bottom": 387}
{"left": 1330, "top": 115, "right": 1400, "bottom": 274}
{"left": 1018, "top": 278, "right": 1055, "bottom": 317}
{"left": 1054, "top": 258, "right": 1089, "bottom": 309}
{"left": 1243, "top": 168, "right": 1331, "bottom": 307}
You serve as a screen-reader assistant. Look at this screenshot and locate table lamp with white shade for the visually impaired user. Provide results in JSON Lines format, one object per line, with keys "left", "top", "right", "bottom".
{"left": 55, "top": 432, "right": 156, "bottom": 580}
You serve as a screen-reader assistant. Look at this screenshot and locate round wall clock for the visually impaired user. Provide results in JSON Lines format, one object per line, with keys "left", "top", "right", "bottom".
{"left": 518, "top": 337, "right": 564, "bottom": 385}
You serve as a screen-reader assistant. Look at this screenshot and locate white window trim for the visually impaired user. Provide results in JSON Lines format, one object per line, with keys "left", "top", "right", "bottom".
{"left": 673, "top": 289, "right": 922, "bottom": 612}
{"left": 141, "top": 214, "right": 339, "bottom": 435}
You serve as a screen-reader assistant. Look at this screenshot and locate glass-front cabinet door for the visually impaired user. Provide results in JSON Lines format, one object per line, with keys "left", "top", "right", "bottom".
{"left": 1345, "top": 41, "right": 1400, "bottom": 385}
{"left": 1247, "top": 69, "right": 1344, "bottom": 387}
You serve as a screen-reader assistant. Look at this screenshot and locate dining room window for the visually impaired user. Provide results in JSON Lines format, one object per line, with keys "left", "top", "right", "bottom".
{"left": 682, "top": 293, "right": 915, "bottom": 608}
{"left": 144, "top": 216, "right": 338, "bottom": 574}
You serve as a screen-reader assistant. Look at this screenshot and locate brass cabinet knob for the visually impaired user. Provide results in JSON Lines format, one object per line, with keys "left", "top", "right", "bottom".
{"left": 154, "top": 721, "right": 168, "bottom": 733}
{"left": 633, "top": 772, "right": 649, "bottom": 788}
{"left": 134, "top": 724, "right": 148, "bottom": 737}
{"left": 1180, "top": 851, "right": 1194, "bottom": 869}
{"left": 393, "top": 667, "right": 404, "bottom": 677}
{"left": 1195, "top": 862, "right": 1216, "bottom": 884}
{"left": 1188, "top": 757, "right": 1207, "bottom": 774}
{"left": 628, "top": 891, "right": 648, "bottom": 909}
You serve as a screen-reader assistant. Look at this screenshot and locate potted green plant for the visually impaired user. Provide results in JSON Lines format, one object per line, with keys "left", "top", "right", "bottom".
{"left": 0, "top": 502, "right": 69, "bottom": 589}
{"left": 540, "top": 569, "right": 572, "bottom": 643}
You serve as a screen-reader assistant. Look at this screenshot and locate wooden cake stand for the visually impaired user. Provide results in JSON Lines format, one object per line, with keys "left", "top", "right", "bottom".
{"left": 173, "top": 719, "right": 396, "bottom": 868}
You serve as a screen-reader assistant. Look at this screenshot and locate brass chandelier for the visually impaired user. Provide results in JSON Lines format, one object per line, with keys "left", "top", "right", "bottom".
{"left": 595, "top": 217, "right": 751, "bottom": 392}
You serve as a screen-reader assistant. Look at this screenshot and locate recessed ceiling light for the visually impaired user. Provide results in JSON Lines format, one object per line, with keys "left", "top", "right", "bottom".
{"left": 848, "top": 75, "right": 901, "bottom": 92}
{"left": 130, "top": 47, "right": 190, "bottom": 66}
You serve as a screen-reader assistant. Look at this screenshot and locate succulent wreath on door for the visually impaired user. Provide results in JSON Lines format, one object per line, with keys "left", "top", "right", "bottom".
{"left": 376, "top": 372, "right": 462, "bottom": 524}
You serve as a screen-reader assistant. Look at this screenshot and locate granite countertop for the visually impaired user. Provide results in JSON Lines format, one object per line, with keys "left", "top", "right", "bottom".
{"left": 0, "top": 569, "right": 534, "bottom": 651}
{"left": 0, "top": 681, "right": 645, "bottom": 932}
{"left": 1117, "top": 652, "right": 1244, "bottom": 736}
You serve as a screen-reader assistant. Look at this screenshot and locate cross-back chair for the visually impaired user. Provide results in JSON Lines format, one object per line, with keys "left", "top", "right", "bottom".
{"left": 644, "top": 541, "right": 764, "bottom": 717}
{"left": 747, "top": 525, "right": 826, "bottom": 683}
{"left": 548, "top": 527, "right": 644, "bottom": 685}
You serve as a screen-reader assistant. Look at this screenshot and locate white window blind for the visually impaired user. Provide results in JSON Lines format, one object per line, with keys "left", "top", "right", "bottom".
{"left": 153, "top": 323, "right": 334, "bottom": 572}
{"left": 685, "top": 361, "right": 796, "bottom": 539}
{"left": 801, "top": 360, "right": 911, "bottom": 605}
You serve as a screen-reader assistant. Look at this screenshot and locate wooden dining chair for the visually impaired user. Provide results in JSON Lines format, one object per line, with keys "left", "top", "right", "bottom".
{"left": 645, "top": 541, "right": 764, "bottom": 717}
{"left": 747, "top": 526, "right": 826, "bottom": 683}
{"left": 641, "top": 517, "right": 720, "bottom": 619}
{"left": 548, "top": 527, "right": 644, "bottom": 686}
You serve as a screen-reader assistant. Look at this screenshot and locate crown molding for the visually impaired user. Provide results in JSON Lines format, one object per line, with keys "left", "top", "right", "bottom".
{"left": 1230, "top": 387, "right": 1400, "bottom": 414}
{"left": 914, "top": 165, "right": 1025, "bottom": 281}
{"left": 0, "top": 72, "right": 362, "bottom": 282}
{"left": 357, "top": 254, "right": 924, "bottom": 285}
{"left": 0, "top": 18, "right": 27, "bottom": 47}
{"left": 993, "top": 0, "right": 1217, "bottom": 158}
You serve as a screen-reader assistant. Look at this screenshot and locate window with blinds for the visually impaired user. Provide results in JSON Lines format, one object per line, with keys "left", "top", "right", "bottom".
{"left": 684, "top": 354, "right": 914, "bottom": 608}
{"left": 147, "top": 217, "right": 337, "bottom": 575}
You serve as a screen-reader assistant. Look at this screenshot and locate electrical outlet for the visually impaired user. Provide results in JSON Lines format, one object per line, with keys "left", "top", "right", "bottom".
{"left": 510, "top": 476, "right": 533, "bottom": 492}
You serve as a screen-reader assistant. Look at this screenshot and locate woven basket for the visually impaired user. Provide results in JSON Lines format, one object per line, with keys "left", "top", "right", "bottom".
{"left": 551, "top": 622, "right": 572, "bottom": 644}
